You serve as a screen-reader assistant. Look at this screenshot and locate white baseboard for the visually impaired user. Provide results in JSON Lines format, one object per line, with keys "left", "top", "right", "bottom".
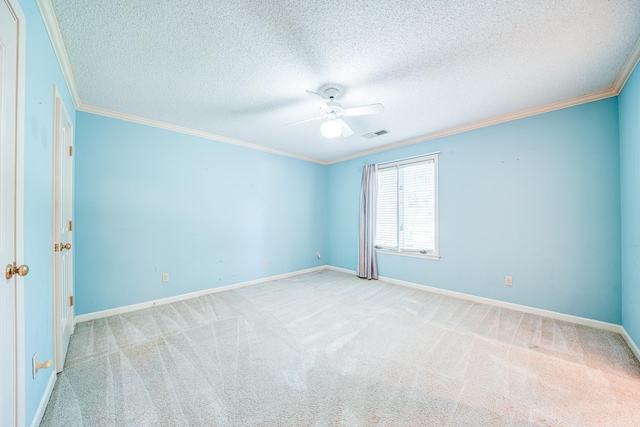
{"left": 324, "top": 265, "right": 622, "bottom": 333}
{"left": 327, "top": 265, "right": 640, "bottom": 361}
{"left": 72, "top": 263, "right": 640, "bottom": 364}
{"left": 620, "top": 327, "right": 640, "bottom": 362}
{"left": 324, "top": 265, "right": 354, "bottom": 275}
{"left": 30, "top": 371, "right": 56, "bottom": 427}
{"left": 74, "top": 266, "right": 325, "bottom": 324}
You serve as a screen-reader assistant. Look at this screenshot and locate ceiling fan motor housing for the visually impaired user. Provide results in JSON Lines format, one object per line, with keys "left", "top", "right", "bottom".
{"left": 323, "top": 101, "right": 343, "bottom": 117}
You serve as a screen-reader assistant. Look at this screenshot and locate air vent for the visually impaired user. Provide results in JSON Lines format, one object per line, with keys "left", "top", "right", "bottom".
{"left": 362, "top": 129, "right": 389, "bottom": 139}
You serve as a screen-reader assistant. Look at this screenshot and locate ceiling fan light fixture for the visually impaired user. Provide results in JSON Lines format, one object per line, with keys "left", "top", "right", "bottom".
{"left": 320, "top": 119, "right": 342, "bottom": 138}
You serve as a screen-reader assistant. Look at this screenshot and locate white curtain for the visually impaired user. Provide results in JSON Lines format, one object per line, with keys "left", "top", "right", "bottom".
{"left": 357, "top": 164, "right": 378, "bottom": 280}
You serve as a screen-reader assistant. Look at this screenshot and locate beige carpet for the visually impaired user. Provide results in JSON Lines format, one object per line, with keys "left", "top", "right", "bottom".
{"left": 40, "top": 270, "right": 640, "bottom": 426}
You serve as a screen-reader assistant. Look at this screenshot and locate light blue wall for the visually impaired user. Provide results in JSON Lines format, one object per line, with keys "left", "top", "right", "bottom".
{"left": 74, "top": 112, "right": 327, "bottom": 314}
{"left": 620, "top": 65, "right": 640, "bottom": 346}
{"left": 16, "top": 0, "right": 636, "bottom": 418}
{"left": 18, "top": 0, "right": 76, "bottom": 425}
{"left": 328, "top": 98, "right": 621, "bottom": 323}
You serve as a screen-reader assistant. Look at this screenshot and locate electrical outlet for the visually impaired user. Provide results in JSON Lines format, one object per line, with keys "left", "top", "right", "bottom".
{"left": 32, "top": 353, "right": 38, "bottom": 378}
{"left": 162, "top": 273, "right": 169, "bottom": 283}
{"left": 263, "top": 259, "right": 268, "bottom": 266}
{"left": 316, "top": 252, "right": 321, "bottom": 259}
{"left": 505, "top": 276, "right": 513, "bottom": 286}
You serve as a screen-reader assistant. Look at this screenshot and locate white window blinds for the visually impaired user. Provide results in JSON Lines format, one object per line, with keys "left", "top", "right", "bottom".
{"left": 376, "top": 155, "right": 438, "bottom": 255}
{"left": 376, "top": 167, "right": 398, "bottom": 248}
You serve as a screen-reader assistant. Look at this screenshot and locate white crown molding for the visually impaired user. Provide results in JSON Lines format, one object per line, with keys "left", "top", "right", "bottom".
{"left": 327, "top": 87, "right": 618, "bottom": 164}
{"left": 612, "top": 35, "right": 640, "bottom": 94}
{"left": 77, "top": 104, "right": 328, "bottom": 165}
{"left": 78, "top": 84, "right": 617, "bottom": 167}
{"left": 328, "top": 37, "right": 640, "bottom": 164}
{"left": 36, "top": 0, "right": 82, "bottom": 108}
{"left": 36, "top": 0, "right": 640, "bottom": 166}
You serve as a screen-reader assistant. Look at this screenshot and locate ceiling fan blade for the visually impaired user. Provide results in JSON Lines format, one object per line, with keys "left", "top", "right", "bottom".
{"left": 306, "top": 90, "right": 329, "bottom": 107}
{"left": 285, "top": 116, "right": 324, "bottom": 126}
{"left": 344, "top": 103, "right": 384, "bottom": 117}
{"left": 336, "top": 119, "right": 354, "bottom": 137}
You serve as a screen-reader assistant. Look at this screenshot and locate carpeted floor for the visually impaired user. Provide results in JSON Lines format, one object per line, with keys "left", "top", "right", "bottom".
{"left": 40, "top": 270, "right": 640, "bottom": 426}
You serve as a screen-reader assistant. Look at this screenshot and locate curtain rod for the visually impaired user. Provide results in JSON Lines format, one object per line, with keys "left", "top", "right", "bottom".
{"left": 376, "top": 151, "right": 441, "bottom": 166}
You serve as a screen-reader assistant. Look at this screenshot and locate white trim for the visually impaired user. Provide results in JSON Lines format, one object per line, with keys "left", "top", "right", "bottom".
{"left": 377, "top": 151, "right": 442, "bottom": 166}
{"left": 329, "top": 43, "right": 640, "bottom": 165}
{"left": 51, "top": 87, "right": 74, "bottom": 373}
{"left": 77, "top": 104, "right": 326, "bottom": 165}
{"left": 9, "top": 0, "right": 28, "bottom": 424}
{"left": 376, "top": 249, "right": 440, "bottom": 260}
{"left": 433, "top": 153, "right": 440, "bottom": 260}
{"left": 377, "top": 154, "right": 436, "bottom": 169}
{"left": 74, "top": 266, "right": 325, "bottom": 324}
{"left": 77, "top": 87, "right": 620, "bottom": 167}
{"left": 620, "top": 327, "right": 640, "bottom": 363}
{"left": 328, "top": 88, "right": 618, "bottom": 164}
{"left": 50, "top": 86, "right": 58, "bottom": 373}
{"left": 612, "top": 35, "right": 640, "bottom": 94}
{"left": 376, "top": 153, "right": 440, "bottom": 258}
{"left": 72, "top": 264, "right": 640, "bottom": 364}
{"left": 35, "top": 0, "right": 81, "bottom": 108}
{"left": 29, "top": 372, "right": 56, "bottom": 427}
{"left": 30, "top": 0, "right": 640, "bottom": 166}
{"left": 324, "top": 265, "right": 623, "bottom": 333}
{"left": 380, "top": 275, "right": 622, "bottom": 332}
{"left": 325, "top": 265, "right": 354, "bottom": 275}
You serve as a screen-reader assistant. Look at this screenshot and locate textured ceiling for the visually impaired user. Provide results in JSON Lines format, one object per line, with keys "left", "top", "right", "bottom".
{"left": 51, "top": 0, "right": 640, "bottom": 163}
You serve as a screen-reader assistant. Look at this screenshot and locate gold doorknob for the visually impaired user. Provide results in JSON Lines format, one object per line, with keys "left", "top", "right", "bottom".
{"left": 5, "top": 263, "right": 29, "bottom": 279}
{"left": 17, "top": 264, "right": 29, "bottom": 276}
{"left": 60, "top": 243, "right": 71, "bottom": 251}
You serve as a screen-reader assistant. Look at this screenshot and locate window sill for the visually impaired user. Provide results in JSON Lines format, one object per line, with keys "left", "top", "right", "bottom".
{"left": 375, "top": 249, "right": 440, "bottom": 260}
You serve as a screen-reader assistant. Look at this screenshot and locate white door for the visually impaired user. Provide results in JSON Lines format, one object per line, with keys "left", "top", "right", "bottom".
{"left": 53, "top": 91, "right": 74, "bottom": 373}
{"left": 1, "top": 1, "right": 19, "bottom": 425}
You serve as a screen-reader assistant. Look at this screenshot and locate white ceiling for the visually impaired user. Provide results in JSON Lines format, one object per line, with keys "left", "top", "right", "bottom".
{"left": 49, "top": 0, "right": 640, "bottom": 163}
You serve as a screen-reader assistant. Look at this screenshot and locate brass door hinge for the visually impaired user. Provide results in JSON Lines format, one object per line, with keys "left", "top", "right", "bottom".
{"left": 69, "top": 146, "right": 73, "bottom": 156}
{"left": 69, "top": 220, "right": 73, "bottom": 231}
{"left": 70, "top": 296, "right": 74, "bottom": 307}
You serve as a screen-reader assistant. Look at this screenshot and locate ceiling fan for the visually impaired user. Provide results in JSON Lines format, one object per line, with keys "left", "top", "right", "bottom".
{"left": 286, "top": 87, "right": 384, "bottom": 138}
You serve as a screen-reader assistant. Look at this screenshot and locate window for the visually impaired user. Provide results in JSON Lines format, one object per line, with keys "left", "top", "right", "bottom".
{"left": 376, "top": 154, "right": 439, "bottom": 258}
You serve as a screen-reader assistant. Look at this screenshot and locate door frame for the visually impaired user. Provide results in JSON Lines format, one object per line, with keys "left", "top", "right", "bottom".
{"left": 52, "top": 86, "right": 74, "bottom": 373}
{"left": 4, "top": 0, "right": 27, "bottom": 425}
